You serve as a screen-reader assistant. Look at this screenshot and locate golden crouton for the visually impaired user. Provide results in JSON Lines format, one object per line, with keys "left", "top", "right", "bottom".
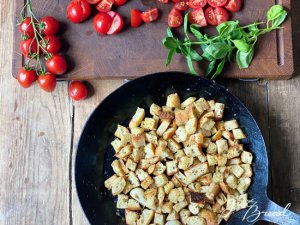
{"left": 126, "top": 158, "right": 137, "bottom": 172}
{"left": 141, "top": 117, "right": 157, "bottom": 131}
{"left": 131, "top": 147, "right": 145, "bottom": 163}
{"left": 154, "top": 213, "right": 165, "bottom": 225}
{"left": 157, "top": 120, "right": 171, "bottom": 136}
{"left": 111, "top": 159, "right": 126, "bottom": 177}
{"left": 166, "top": 160, "right": 178, "bottom": 176}
{"left": 111, "top": 176, "right": 126, "bottom": 196}
{"left": 232, "top": 128, "right": 247, "bottom": 139}
{"left": 164, "top": 181, "right": 175, "bottom": 194}
{"left": 181, "top": 97, "right": 197, "bottom": 108}
{"left": 185, "top": 117, "right": 198, "bottom": 135}
{"left": 168, "top": 138, "right": 182, "bottom": 153}
{"left": 241, "top": 151, "right": 253, "bottom": 164}
{"left": 186, "top": 216, "right": 206, "bottom": 225}
{"left": 229, "top": 164, "right": 244, "bottom": 178}
{"left": 111, "top": 138, "right": 123, "bottom": 153}
{"left": 226, "top": 174, "right": 238, "bottom": 189}
{"left": 139, "top": 209, "right": 155, "bottom": 225}
{"left": 216, "top": 139, "right": 228, "bottom": 154}
{"left": 127, "top": 198, "right": 142, "bottom": 211}
{"left": 150, "top": 103, "right": 162, "bottom": 116}
{"left": 115, "top": 145, "right": 132, "bottom": 159}
{"left": 153, "top": 162, "right": 166, "bottom": 176}
{"left": 162, "top": 202, "right": 174, "bottom": 213}
{"left": 117, "top": 194, "right": 128, "bottom": 209}
{"left": 163, "top": 127, "right": 177, "bottom": 140}
{"left": 125, "top": 210, "right": 139, "bottom": 225}
{"left": 224, "top": 120, "right": 239, "bottom": 131}
{"left": 184, "top": 163, "right": 209, "bottom": 183}
{"left": 154, "top": 174, "right": 168, "bottom": 187}
{"left": 176, "top": 126, "right": 188, "bottom": 142}
{"left": 140, "top": 157, "right": 160, "bottom": 170}
{"left": 237, "top": 177, "right": 251, "bottom": 194}
{"left": 175, "top": 110, "right": 189, "bottom": 126}
{"left": 178, "top": 156, "right": 194, "bottom": 170}
{"left": 166, "top": 210, "right": 179, "bottom": 221}
{"left": 129, "top": 107, "right": 145, "bottom": 129}
{"left": 168, "top": 188, "right": 185, "bottom": 203}
{"left": 167, "top": 93, "right": 181, "bottom": 108}
{"left": 173, "top": 200, "right": 188, "bottom": 212}
{"left": 104, "top": 174, "right": 118, "bottom": 190}
{"left": 141, "top": 176, "right": 154, "bottom": 190}
{"left": 214, "top": 103, "right": 225, "bottom": 120}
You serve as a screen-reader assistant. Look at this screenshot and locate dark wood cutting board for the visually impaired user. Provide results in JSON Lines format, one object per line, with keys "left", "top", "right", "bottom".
{"left": 12, "top": 0, "right": 294, "bottom": 80}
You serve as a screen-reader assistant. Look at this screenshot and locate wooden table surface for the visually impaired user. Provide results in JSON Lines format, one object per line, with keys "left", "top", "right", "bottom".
{"left": 1, "top": 1, "right": 299, "bottom": 225}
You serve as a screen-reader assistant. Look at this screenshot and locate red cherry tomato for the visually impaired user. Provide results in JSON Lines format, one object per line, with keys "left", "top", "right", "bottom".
{"left": 17, "top": 67, "right": 37, "bottom": 88}
{"left": 38, "top": 73, "right": 56, "bottom": 92}
{"left": 225, "top": 0, "right": 241, "bottom": 12}
{"left": 207, "top": 0, "right": 227, "bottom": 7}
{"left": 106, "top": 11, "right": 124, "bottom": 35}
{"left": 141, "top": 8, "right": 159, "bottom": 23}
{"left": 172, "top": 0, "right": 180, "bottom": 2}
{"left": 67, "top": 0, "right": 91, "bottom": 23}
{"left": 114, "top": 0, "right": 127, "bottom": 6}
{"left": 19, "top": 17, "right": 35, "bottom": 38}
{"left": 168, "top": 8, "right": 183, "bottom": 28}
{"left": 93, "top": 13, "right": 113, "bottom": 35}
{"left": 86, "top": 0, "right": 100, "bottom": 4}
{"left": 42, "top": 36, "right": 61, "bottom": 54}
{"left": 46, "top": 54, "right": 67, "bottom": 75}
{"left": 40, "top": 16, "right": 60, "bottom": 35}
{"left": 69, "top": 81, "right": 88, "bottom": 101}
{"left": 131, "top": 9, "right": 142, "bottom": 28}
{"left": 205, "top": 7, "right": 217, "bottom": 25}
{"left": 214, "top": 7, "right": 229, "bottom": 24}
{"left": 96, "top": 0, "right": 114, "bottom": 13}
{"left": 188, "top": 8, "right": 207, "bottom": 27}
{"left": 158, "top": 0, "right": 169, "bottom": 3}
{"left": 189, "top": 0, "right": 207, "bottom": 9}
{"left": 20, "top": 38, "right": 38, "bottom": 58}
{"left": 174, "top": 0, "right": 189, "bottom": 11}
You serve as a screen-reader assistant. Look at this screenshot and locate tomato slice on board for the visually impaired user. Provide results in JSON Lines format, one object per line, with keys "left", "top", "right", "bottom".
{"left": 93, "top": 13, "right": 113, "bottom": 35}
{"left": 214, "top": 7, "right": 229, "bottom": 24}
{"left": 107, "top": 11, "right": 124, "bottom": 35}
{"left": 205, "top": 6, "right": 217, "bottom": 25}
{"left": 225, "top": 0, "right": 242, "bottom": 12}
{"left": 168, "top": 8, "right": 183, "bottom": 28}
{"left": 189, "top": 0, "right": 207, "bottom": 9}
{"left": 131, "top": 8, "right": 142, "bottom": 28}
{"left": 188, "top": 8, "right": 207, "bottom": 27}
{"left": 141, "top": 8, "right": 159, "bottom": 23}
{"left": 86, "top": 0, "right": 100, "bottom": 4}
{"left": 207, "top": 0, "right": 227, "bottom": 7}
{"left": 114, "top": 0, "right": 127, "bottom": 6}
{"left": 96, "top": 0, "right": 114, "bottom": 13}
{"left": 174, "top": 0, "right": 189, "bottom": 11}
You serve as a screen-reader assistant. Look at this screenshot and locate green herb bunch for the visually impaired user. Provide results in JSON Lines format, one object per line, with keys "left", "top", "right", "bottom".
{"left": 162, "top": 5, "right": 287, "bottom": 79}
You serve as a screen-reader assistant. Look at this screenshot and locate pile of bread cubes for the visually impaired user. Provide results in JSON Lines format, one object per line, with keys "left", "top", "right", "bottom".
{"left": 104, "top": 93, "right": 253, "bottom": 225}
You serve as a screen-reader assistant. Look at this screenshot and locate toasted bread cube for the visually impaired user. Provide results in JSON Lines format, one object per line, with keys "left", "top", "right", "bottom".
{"left": 227, "top": 146, "right": 243, "bottom": 159}
{"left": 168, "top": 138, "right": 182, "bottom": 153}
{"left": 150, "top": 103, "right": 162, "bottom": 116}
{"left": 186, "top": 216, "right": 206, "bottom": 225}
{"left": 241, "top": 151, "right": 253, "bottom": 164}
{"left": 136, "top": 169, "right": 149, "bottom": 181}
{"left": 131, "top": 147, "right": 145, "bottom": 163}
{"left": 226, "top": 174, "right": 238, "bottom": 189}
{"left": 147, "top": 164, "right": 156, "bottom": 174}
{"left": 118, "top": 159, "right": 129, "bottom": 174}
{"left": 115, "top": 145, "right": 132, "bottom": 159}
{"left": 117, "top": 194, "right": 129, "bottom": 209}
{"left": 200, "top": 208, "right": 217, "bottom": 224}
{"left": 188, "top": 202, "right": 200, "bottom": 215}
{"left": 111, "top": 159, "right": 125, "bottom": 177}
{"left": 232, "top": 128, "right": 246, "bottom": 140}
{"left": 154, "top": 213, "right": 165, "bottom": 225}
{"left": 157, "top": 187, "right": 165, "bottom": 206}
{"left": 237, "top": 177, "right": 251, "bottom": 194}
{"left": 166, "top": 220, "right": 182, "bottom": 225}
{"left": 205, "top": 142, "right": 216, "bottom": 155}
{"left": 236, "top": 193, "right": 248, "bottom": 210}
{"left": 140, "top": 156, "right": 160, "bottom": 170}
{"left": 129, "top": 107, "right": 145, "bottom": 129}
{"left": 104, "top": 174, "right": 118, "bottom": 190}
{"left": 126, "top": 158, "right": 137, "bottom": 172}
{"left": 166, "top": 210, "right": 179, "bottom": 221}
{"left": 216, "top": 192, "right": 227, "bottom": 206}
{"left": 199, "top": 117, "right": 215, "bottom": 131}
{"left": 240, "top": 164, "right": 253, "bottom": 178}
{"left": 175, "top": 171, "right": 190, "bottom": 186}
{"left": 141, "top": 176, "right": 154, "bottom": 189}
{"left": 167, "top": 93, "right": 181, "bottom": 108}
{"left": 140, "top": 118, "right": 156, "bottom": 131}
{"left": 194, "top": 97, "right": 209, "bottom": 112}
{"left": 174, "top": 149, "right": 186, "bottom": 159}
{"left": 214, "top": 103, "right": 225, "bottom": 120}
{"left": 179, "top": 209, "right": 191, "bottom": 223}
{"left": 145, "top": 131, "right": 158, "bottom": 145}
{"left": 159, "top": 147, "right": 174, "bottom": 160}
{"left": 153, "top": 162, "right": 166, "bottom": 176}
{"left": 111, "top": 139, "right": 123, "bottom": 153}
{"left": 114, "top": 125, "right": 130, "bottom": 139}
{"left": 164, "top": 181, "right": 175, "bottom": 194}
{"left": 173, "top": 200, "right": 188, "bottom": 212}
{"left": 162, "top": 202, "right": 174, "bottom": 213}
{"left": 154, "top": 174, "right": 168, "bottom": 187}
{"left": 229, "top": 165, "right": 244, "bottom": 178}
{"left": 185, "top": 117, "right": 198, "bottom": 135}
{"left": 157, "top": 120, "right": 171, "bottom": 136}
{"left": 119, "top": 133, "right": 132, "bottom": 147}
{"left": 171, "top": 176, "right": 182, "bottom": 188}
{"left": 123, "top": 182, "right": 134, "bottom": 194}
{"left": 126, "top": 210, "right": 139, "bottom": 225}
{"left": 178, "top": 156, "right": 194, "bottom": 170}
{"left": 224, "top": 120, "right": 239, "bottom": 131}
{"left": 112, "top": 176, "right": 126, "bottom": 196}
{"left": 168, "top": 187, "right": 185, "bottom": 203}
{"left": 163, "top": 127, "right": 177, "bottom": 140}
{"left": 144, "top": 143, "right": 155, "bottom": 159}
{"left": 216, "top": 139, "right": 228, "bottom": 154}
{"left": 207, "top": 154, "right": 218, "bottom": 166}
{"left": 222, "top": 210, "right": 233, "bottom": 221}
{"left": 132, "top": 133, "right": 146, "bottom": 148}
{"left": 185, "top": 163, "right": 209, "bottom": 183}
{"left": 139, "top": 209, "right": 155, "bottom": 225}
{"left": 127, "top": 198, "right": 142, "bottom": 211}
{"left": 181, "top": 97, "right": 197, "bottom": 108}
{"left": 166, "top": 160, "right": 178, "bottom": 176}
{"left": 219, "top": 182, "right": 234, "bottom": 195}
{"left": 175, "top": 110, "right": 189, "bottom": 126}
{"left": 198, "top": 173, "right": 212, "bottom": 186}
{"left": 176, "top": 126, "right": 188, "bottom": 142}
{"left": 211, "top": 130, "right": 223, "bottom": 142}
{"left": 212, "top": 171, "right": 224, "bottom": 183}
{"left": 145, "top": 188, "right": 158, "bottom": 208}
{"left": 227, "top": 157, "right": 242, "bottom": 165}
{"left": 208, "top": 99, "right": 215, "bottom": 110}
{"left": 218, "top": 154, "right": 228, "bottom": 166}
{"left": 189, "top": 133, "right": 204, "bottom": 147}
{"left": 184, "top": 145, "right": 202, "bottom": 157}
{"left": 202, "top": 137, "right": 211, "bottom": 148}
{"left": 216, "top": 120, "right": 225, "bottom": 131}
{"left": 226, "top": 195, "right": 237, "bottom": 211}
{"left": 131, "top": 127, "right": 145, "bottom": 135}
{"left": 127, "top": 171, "right": 140, "bottom": 188}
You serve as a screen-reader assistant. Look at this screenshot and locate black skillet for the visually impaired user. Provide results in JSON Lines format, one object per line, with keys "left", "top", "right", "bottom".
{"left": 75, "top": 72, "right": 300, "bottom": 225}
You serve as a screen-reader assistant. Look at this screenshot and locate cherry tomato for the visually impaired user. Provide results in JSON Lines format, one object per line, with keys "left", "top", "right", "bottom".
{"left": 174, "top": 0, "right": 189, "bottom": 11}
{"left": 20, "top": 38, "right": 38, "bottom": 58}
{"left": 69, "top": 81, "right": 88, "bottom": 101}
{"left": 205, "top": 7, "right": 217, "bottom": 25}
{"left": 96, "top": 0, "right": 114, "bottom": 13}
{"left": 131, "top": 9, "right": 142, "bottom": 28}
{"left": 158, "top": 0, "right": 169, "bottom": 3}
{"left": 86, "top": 0, "right": 100, "bottom": 4}
{"left": 214, "top": 7, "right": 229, "bottom": 24}
{"left": 46, "top": 54, "right": 67, "bottom": 75}
{"left": 40, "top": 16, "right": 60, "bottom": 35}
{"left": 93, "top": 13, "right": 113, "bottom": 35}
{"left": 188, "top": 8, "right": 207, "bottom": 27}
{"left": 207, "top": 0, "right": 227, "bottom": 7}
{"left": 19, "top": 17, "right": 35, "bottom": 38}
{"left": 42, "top": 36, "right": 61, "bottom": 54}
{"left": 38, "top": 73, "right": 56, "bottom": 92}
{"left": 168, "top": 8, "right": 183, "bottom": 28}
{"left": 106, "top": 11, "right": 124, "bottom": 35}
{"left": 141, "top": 8, "right": 159, "bottom": 23}
{"left": 114, "top": 0, "right": 127, "bottom": 6}
{"left": 17, "top": 67, "right": 37, "bottom": 88}
{"left": 67, "top": 0, "right": 91, "bottom": 23}
{"left": 189, "top": 0, "right": 207, "bottom": 9}
{"left": 225, "top": 0, "right": 241, "bottom": 12}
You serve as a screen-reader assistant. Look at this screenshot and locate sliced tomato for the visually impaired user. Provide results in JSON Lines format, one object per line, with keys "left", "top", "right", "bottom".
{"left": 168, "top": 8, "right": 183, "bottom": 28}
{"left": 225, "top": 0, "right": 241, "bottom": 12}
{"left": 174, "top": 0, "right": 189, "bottom": 11}
{"left": 114, "top": 0, "right": 127, "bottom": 6}
{"left": 214, "top": 7, "right": 229, "bottom": 24}
{"left": 189, "top": 0, "right": 207, "bottom": 9}
{"left": 107, "top": 11, "right": 124, "bottom": 34}
{"left": 205, "top": 7, "right": 217, "bottom": 25}
{"left": 158, "top": 0, "right": 169, "bottom": 3}
{"left": 96, "top": 0, "right": 114, "bottom": 12}
{"left": 188, "top": 8, "right": 207, "bottom": 27}
{"left": 131, "top": 9, "right": 142, "bottom": 28}
{"left": 207, "top": 0, "right": 227, "bottom": 7}
{"left": 93, "top": 12, "right": 113, "bottom": 35}
{"left": 86, "top": 0, "right": 100, "bottom": 4}
{"left": 141, "top": 8, "right": 159, "bottom": 23}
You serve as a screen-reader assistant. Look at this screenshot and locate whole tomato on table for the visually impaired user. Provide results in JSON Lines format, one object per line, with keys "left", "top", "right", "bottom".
{"left": 37, "top": 73, "right": 57, "bottom": 92}
{"left": 40, "top": 16, "right": 60, "bottom": 35}
{"left": 46, "top": 54, "right": 67, "bottom": 75}
{"left": 17, "top": 67, "right": 38, "bottom": 88}
{"left": 69, "top": 81, "right": 88, "bottom": 101}
{"left": 67, "top": 0, "right": 91, "bottom": 23}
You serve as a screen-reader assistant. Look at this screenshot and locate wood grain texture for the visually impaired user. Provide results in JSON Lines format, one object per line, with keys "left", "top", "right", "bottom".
{"left": 12, "top": 0, "right": 294, "bottom": 80}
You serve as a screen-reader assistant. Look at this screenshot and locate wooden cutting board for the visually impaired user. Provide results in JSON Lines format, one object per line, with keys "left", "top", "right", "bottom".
{"left": 12, "top": 0, "right": 294, "bottom": 80}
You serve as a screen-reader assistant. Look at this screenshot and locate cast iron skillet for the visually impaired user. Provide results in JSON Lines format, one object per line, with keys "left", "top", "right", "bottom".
{"left": 75, "top": 72, "right": 300, "bottom": 225}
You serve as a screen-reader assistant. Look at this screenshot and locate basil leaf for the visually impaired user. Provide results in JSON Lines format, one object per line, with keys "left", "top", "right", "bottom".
{"left": 190, "top": 24, "right": 205, "bottom": 41}
{"left": 267, "top": 5, "right": 284, "bottom": 21}
{"left": 272, "top": 11, "right": 287, "bottom": 27}
{"left": 202, "top": 51, "right": 214, "bottom": 61}
{"left": 189, "top": 49, "right": 203, "bottom": 61}
{"left": 216, "top": 21, "right": 239, "bottom": 37}
{"left": 248, "top": 24, "right": 260, "bottom": 35}
{"left": 232, "top": 39, "right": 250, "bottom": 53}
{"left": 211, "top": 58, "right": 226, "bottom": 79}
{"left": 167, "top": 27, "right": 174, "bottom": 37}
{"left": 236, "top": 47, "right": 254, "bottom": 69}
{"left": 206, "top": 60, "right": 216, "bottom": 77}
{"left": 186, "top": 55, "right": 198, "bottom": 75}
{"left": 230, "top": 29, "right": 244, "bottom": 40}
{"left": 227, "top": 50, "right": 234, "bottom": 62}
{"left": 166, "top": 48, "right": 176, "bottom": 66}
{"left": 205, "top": 43, "right": 231, "bottom": 59}
{"left": 184, "top": 13, "right": 189, "bottom": 37}
{"left": 178, "top": 45, "right": 189, "bottom": 56}
{"left": 162, "top": 37, "right": 178, "bottom": 49}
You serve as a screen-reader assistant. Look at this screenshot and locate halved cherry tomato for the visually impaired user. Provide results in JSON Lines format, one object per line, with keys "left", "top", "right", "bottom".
{"left": 20, "top": 38, "right": 38, "bottom": 58}
{"left": 46, "top": 54, "right": 67, "bottom": 75}
{"left": 141, "top": 8, "right": 159, "bottom": 23}
{"left": 114, "top": 0, "right": 127, "bottom": 6}
{"left": 86, "top": 0, "right": 100, "bottom": 4}
{"left": 189, "top": 0, "right": 207, "bottom": 9}
{"left": 96, "top": 0, "right": 114, "bottom": 13}
{"left": 42, "top": 36, "right": 61, "bottom": 54}
{"left": 174, "top": 0, "right": 189, "bottom": 11}
{"left": 107, "top": 11, "right": 124, "bottom": 35}
{"left": 214, "top": 7, "right": 229, "bottom": 24}
{"left": 17, "top": 67, "right": 38, "bottom": 88}
{"left": 40, "top": 16, "right": 60, "bottom": 35}
{"left": 69, "top": 81, "right": 88, "bottom": 101}
{"left": 93, "top": 13, "right": 113, "bottom": 35}
{"left": 19, "top": 17, "right": 35, "bottom": 38}
{"left": 205, "top": 6, "right": 217, "bottom": 25}
{"left": 207, "top": 0, "right": 227, "bottom": 7}
{"left": 67, "top": 0, "right": 91, "bottom": 23}
{"left": 225, "top": 0, "right": 241, "bottom": 12}
{"left": 158, "top": 0, "right": 169, "bottom": 3}
{"left": 188, "top": 8, "right": 207, "bottom": 27}
{"left": 168, "top": 8, "right": 183, "bottom": 28}
{"left": 131, "top": 9, "right": 142, "bottom": 28}
{"left": 38, "top": 73, "right": 56, "bottom": 92}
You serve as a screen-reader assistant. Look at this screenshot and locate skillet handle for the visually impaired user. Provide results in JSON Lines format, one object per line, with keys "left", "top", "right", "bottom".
{"left": 259, "top": 198, "right": 300, "bottom": 225}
